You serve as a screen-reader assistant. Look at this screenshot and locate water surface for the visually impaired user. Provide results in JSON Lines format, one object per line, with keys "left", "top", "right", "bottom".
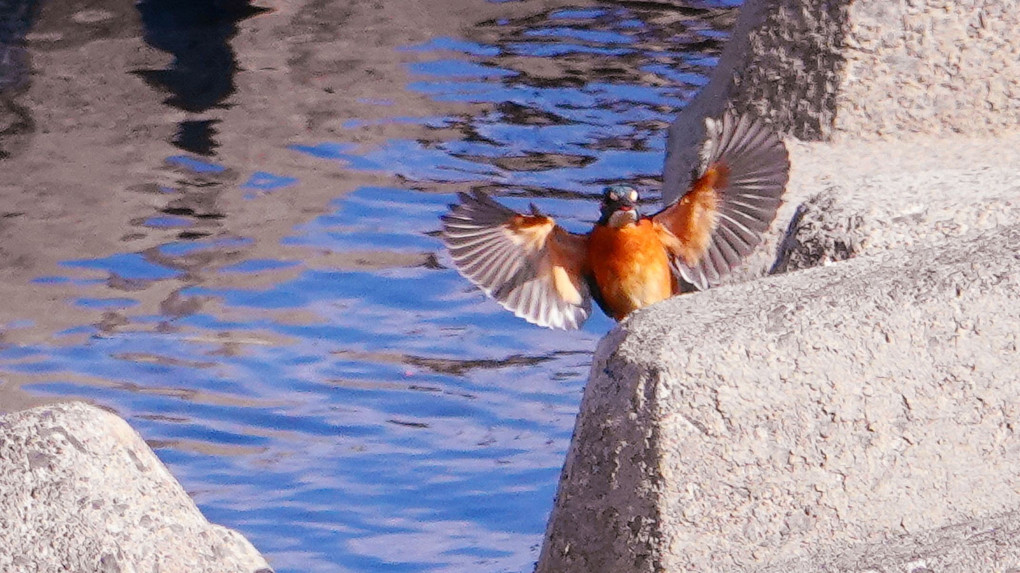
{"left": 0, "top": 1, "right": 735, "bottom": 570}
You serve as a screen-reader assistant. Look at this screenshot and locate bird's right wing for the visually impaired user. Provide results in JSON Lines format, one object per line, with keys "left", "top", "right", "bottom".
{"left": 441, "top": 190, "right": 592, "bottom": 330}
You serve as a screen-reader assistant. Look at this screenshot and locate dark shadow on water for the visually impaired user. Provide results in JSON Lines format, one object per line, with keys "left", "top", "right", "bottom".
{"left": 134, "top": 0, "right": 269, "bottom": 157}
{"left": 130, "top": 0, "right": 269, "bottom": 255}
{"left": 0, "top": 0, "right": 36, "bottom": 93}
{"left": 173, "top": 119, "right": 221, "bottom": 156}
{"left": 134, "top": 0, "right": 268, "bottom": 113}
{"left": 334, "top": 348, "right": 591, "bottom": 377}
{"left": 0, "top": 0, "right": 38, "bottom": 159}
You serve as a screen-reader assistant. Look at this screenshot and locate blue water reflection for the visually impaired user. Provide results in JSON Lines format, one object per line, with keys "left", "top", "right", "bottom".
{"left": 3, "top": 2, "right": 734, "bottom": 572}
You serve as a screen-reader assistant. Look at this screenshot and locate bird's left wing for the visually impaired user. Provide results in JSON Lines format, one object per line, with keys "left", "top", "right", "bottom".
{"left": 441, "top": 190, "right": 591, "bottom": 330}
{"left": 652, "top": 111, "right": 789, "bottom": 290}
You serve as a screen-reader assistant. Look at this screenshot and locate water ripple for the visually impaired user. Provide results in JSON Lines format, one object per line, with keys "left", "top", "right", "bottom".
{"left": 0, "top": 1, "right": 735, "bottom": 571}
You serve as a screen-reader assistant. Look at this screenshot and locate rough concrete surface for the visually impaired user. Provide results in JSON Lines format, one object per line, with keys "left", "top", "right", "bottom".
{"left": 775, "top": 150, "right": 1020, "bottom": 273}
{"left": 753, "top": 132, "right": 1020, "bottom": 282}
{"left": 756, "top": 509, "right": 1020, "bottom": 573}
{"left": 0, "top": 402, "right": 272, "bottom": 573}
{"left": 538, "top": 222, "right": 1020, "bottom": 572}
{"left": 663, "top": 0, "right": 1020, "bottom": 281}
{"left": 734, "top": 0, "right": 1020, "bottom": 141}
{"left": 664, "top": 0, "right": 1020, "bottom": 202}
{"left": 660, "top": 128, "right": 1020, "bottom": 305}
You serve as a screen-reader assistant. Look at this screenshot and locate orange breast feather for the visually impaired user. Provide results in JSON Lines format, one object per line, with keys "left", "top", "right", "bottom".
{"left": 587, "top": 219, "right": 674, "bottom": 320}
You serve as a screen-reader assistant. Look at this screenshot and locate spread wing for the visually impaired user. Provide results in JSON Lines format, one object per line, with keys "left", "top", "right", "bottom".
{"left": 440, "top": 190, "right": 592, "bottom": 330}
{"left": 652, "top": 111, "right": 789, "bottom": 290}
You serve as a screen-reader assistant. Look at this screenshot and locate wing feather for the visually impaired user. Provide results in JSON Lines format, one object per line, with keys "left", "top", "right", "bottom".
{"left": 440, "top": 190, "right": 591, "bottom": 330}
{"left": 652, "top": 110, "right": 789, "bottom": 290}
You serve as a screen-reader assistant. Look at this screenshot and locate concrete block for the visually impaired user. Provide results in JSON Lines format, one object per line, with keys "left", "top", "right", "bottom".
{"left": 756, "top": 509, "right": 1020, "bottom": 573}
{"left": 773, "top": 136, "right": 1020, "bottom": 274}
{"left": 664, "top": 0, "right": 1020, "bottom": 202}
{"left": 0, "top": 402, "right": 272, "bottom": 573}
{"left": 536, "top": 223, "right": 1020, "bottom": 572}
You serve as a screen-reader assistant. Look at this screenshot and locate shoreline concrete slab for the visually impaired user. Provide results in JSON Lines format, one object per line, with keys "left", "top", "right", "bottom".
{"left": 755, "top": 509, "right": 1020, "bottom": 573}
{"left": 537, "top": 223, "right": 1020, "bottom": 572}
{"left": 664, "top": 0, "right": 1020, "bottom": 203}
{"left": 709, "top": 131, "right": 1020, "bottom": 288}
{"left": 0, "top": 402, "right": 272, "bottom": 573}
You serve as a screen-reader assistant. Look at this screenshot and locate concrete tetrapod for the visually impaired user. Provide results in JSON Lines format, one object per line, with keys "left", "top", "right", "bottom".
{"left": 537, "top": 224, "right": 1020, "bottom": 572}
{"left": 0, "top": 402, "right": 272, "bottom": 573}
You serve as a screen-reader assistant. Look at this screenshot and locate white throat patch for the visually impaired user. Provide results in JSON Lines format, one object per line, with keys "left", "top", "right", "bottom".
{"left": 607, "top": 209, "right": 638, "bottom": 228}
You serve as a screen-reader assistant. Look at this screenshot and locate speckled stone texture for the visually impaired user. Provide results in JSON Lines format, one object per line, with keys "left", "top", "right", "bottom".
{"left": 732, "top": 0, "right": 1020, "bottom": 140}
{"left": 0, "top": 402, "right": 272, "bottom": 573}
{"left": 537, "top": 223, "right": 1020, "bottom": 572}
{"left": 772, "top": 133, "right": 1020, "bottom": 275}
{"left": 755, "top": 509, "right": 1020, "bottom": 573}
{"left": 664, "top": 0, "right": 1020, "bottom": 202}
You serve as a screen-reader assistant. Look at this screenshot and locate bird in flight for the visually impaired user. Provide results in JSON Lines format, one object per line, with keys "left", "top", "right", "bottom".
{"left": 440, "top": 111, "right": 790, "bottom": 329}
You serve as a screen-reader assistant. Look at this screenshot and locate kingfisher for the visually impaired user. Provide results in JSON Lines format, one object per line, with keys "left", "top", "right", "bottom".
{"left": 440, "top": 111, "right": 790, "bottom": 329}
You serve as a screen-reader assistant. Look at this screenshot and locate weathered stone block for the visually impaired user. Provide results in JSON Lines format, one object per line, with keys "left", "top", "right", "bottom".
{"left": 537, "top": 224, "right": 1020, "bottom": 572}
{"left": 664, "top": 0, "right": 1020, "bottom": 202}
{"left": 0, "top": 402, "right": 272, "bottom": 573}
